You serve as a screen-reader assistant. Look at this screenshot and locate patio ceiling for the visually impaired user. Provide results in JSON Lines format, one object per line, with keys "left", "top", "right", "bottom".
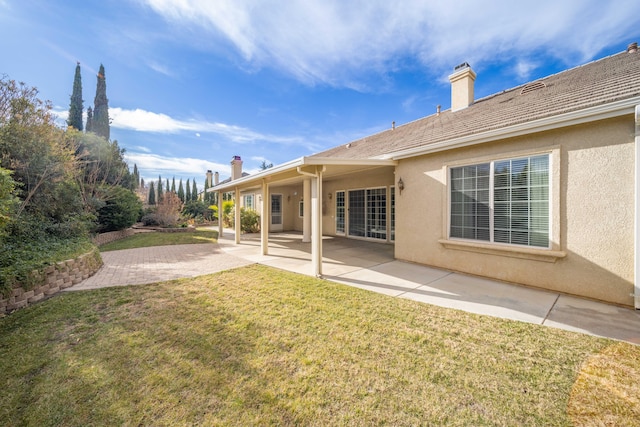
{"left": 210, "top": 156, "right": 397, "bottom": 192}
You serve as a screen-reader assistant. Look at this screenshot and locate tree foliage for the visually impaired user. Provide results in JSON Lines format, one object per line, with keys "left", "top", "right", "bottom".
{"left": 0, "top": 77, "right": 80, "bottom": 220}
{"left": 177, "top": 178, "right": 184, "bottom": 202}
{"left": 67, "top": 62, "right": 83, "bottom": 131}
{"left": 191, "top": 179, "right": 198, "bottom": 201}
{"left": 148, "top": 181, "right": 156, "bottom": 205}
{"left": 0, "top": 167, "right": 18, "bottom": 235}
{"left": 97, "top": 186, "right": 142, "bottom": 232}
{"left": 92, "top": 64, "right": 110, "bottom": 140}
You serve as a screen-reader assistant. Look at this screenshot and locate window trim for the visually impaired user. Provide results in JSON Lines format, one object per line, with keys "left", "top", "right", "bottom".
{"left": 441, "top": 147, "right": 565, "bottom": 262}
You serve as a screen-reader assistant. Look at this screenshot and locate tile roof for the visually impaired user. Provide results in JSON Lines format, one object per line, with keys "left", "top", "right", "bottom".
{"left": 313, "top": 48, "right": 640, "bottom": 160}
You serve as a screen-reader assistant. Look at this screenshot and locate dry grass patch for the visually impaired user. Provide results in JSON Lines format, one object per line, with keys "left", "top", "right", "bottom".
{"left": 1, "top": 264, "right": 637, "bottom": 425}
{"left": 568, "top": 342, "right": 640, "bottom": 426}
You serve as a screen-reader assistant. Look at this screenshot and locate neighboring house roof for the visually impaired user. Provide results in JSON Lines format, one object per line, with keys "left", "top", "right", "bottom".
{"left": 217, "top": 172, "right": 250, "bottom": 186}
{"left": 314, "top": 49, "right": 640, "bottom": 161}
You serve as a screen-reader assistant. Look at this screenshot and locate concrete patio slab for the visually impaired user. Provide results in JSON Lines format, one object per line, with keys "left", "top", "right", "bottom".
{"left": 217, "top": 229, "right": 640, "bottom": 344}
{"left": 545, "top": 295, "right": 640, "bottom": 344}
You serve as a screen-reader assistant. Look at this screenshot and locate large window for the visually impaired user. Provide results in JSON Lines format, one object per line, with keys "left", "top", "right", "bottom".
{"left": 450, "top": 154, "right": 549, "bottom": 248}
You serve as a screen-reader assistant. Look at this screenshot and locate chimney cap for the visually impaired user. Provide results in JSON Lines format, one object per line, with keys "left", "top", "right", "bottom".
{"left": 628, "top": 42, "right": 638, "bottom": 53}
{"left": 232, "top": 155, "right": 242, "bottom": 161}
{"left": 454, "top": 62, "right": 470, "bottom": 71}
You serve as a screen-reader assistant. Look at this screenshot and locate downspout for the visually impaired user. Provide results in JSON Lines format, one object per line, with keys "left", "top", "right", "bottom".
{"left": 635, "top": 105, "right": 640, "bottom": 309}
{"left": 297, "top": 166, "right": 325, "bottom": 277}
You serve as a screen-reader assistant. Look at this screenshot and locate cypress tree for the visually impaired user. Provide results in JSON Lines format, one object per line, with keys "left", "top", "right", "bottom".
{"left": 203, "top": 179, "right": 210, "bottom": 204}
{"left": 177, "top": 179, "right": 185, "bottom": 202}
{"left": 185, "top": 179, "right": 191, "bottom": 202}
{"left": 166, "top": 178, "right": 170, "bottom": 193}
{"left": 67, "top": 62, "right": 83, "bottom": 131}
{"left": 92, "top": 64, "right": 110, "bottom": 140}
{"left": 140, "top": 177, "right": 145, "bottom": 189}
{"left": 191, "top": 179, "right": 198, "bottom": 201}
{"left": 132, "top": 164, "right": 139, "bottom": 190}
{"left": 171, "top": 177, "right": 176, "bottom": 193}
{"left": 85, "top": 106, "right": 93, "bottom": 132}
{"left": 157, "top": 175, "right": 163, "bottom": 202}
{"left": 148, "top": 182, "right": 156, "bottom": 205}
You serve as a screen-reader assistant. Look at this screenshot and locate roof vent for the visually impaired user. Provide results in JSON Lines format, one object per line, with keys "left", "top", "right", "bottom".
{"left": 628, "top": 42, "right": 638, "bottom": 53}
{"left": 520, "top": 81, "right": 546, "bottom": 95}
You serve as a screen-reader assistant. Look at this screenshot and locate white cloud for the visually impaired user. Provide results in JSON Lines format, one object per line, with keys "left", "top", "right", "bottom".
{"left": 142, "top": 0, "right": 640, "bottom": 87}
{"left": 124, "top": 152, "right": 229, "bottom": 179}
{"left": 110, "top": 107, "right": 304, "bottom": 145}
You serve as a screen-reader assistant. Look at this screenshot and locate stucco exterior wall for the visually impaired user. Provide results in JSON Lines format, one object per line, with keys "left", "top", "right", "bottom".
{"left": 394, "top": 115, "right": 635, "bottom": 306}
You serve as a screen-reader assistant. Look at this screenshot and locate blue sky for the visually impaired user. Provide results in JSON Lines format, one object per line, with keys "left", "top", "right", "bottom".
{"left": 1, "top": 0, "right": 639, "bottom": 186}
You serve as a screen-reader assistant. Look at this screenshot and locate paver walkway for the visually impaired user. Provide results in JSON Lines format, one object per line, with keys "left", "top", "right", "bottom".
{"left": 66, "top": 243, "right": 253, "bottom": 291}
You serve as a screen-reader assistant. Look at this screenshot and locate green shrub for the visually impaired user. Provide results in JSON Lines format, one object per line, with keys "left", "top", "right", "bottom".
{"left": 240, "top": 208, "right": 260, "bottom": 233}
{"left": 182, "top": 200, "right": 213, "bottom": 222}
{"left": 97, "top": 187, "right": 143, "bottom": 232}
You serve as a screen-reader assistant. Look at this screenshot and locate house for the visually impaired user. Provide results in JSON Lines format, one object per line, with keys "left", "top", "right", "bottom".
{"left": 210, "top": 42, "right": 640, "bottom": 308}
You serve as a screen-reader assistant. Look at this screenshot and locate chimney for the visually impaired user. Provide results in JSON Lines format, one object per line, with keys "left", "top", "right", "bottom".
{"left": 448, "top": 62, "right": 476, "bottom": 112}
{"left": 206, "top": 170, "right": 213, "bottom": 187}
{"left": 214, "top": 171, "right": 219, "bottom": 185}
{"left": 231, "top": 155, "right": 243, "bottom": 180}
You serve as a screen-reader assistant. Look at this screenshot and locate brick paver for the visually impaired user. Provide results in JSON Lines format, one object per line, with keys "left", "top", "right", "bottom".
{"left": 65, "top": 243, "right": 253, "bottom": 291}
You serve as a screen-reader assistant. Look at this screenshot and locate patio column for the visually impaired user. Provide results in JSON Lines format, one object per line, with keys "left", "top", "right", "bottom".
{"left": 302, "top": 178, "right": 311, "bottom": 243}
{"left": 261, "top": 179, "right": 269, "bottom": 255}
{"left": 234, "top": 187, "right": 241, "bottom": 244}
{"left": 635, "top": 105, "right": 640, "bottom": 309}
{"left": 311, "top": 167, "right": 323, "bottom": 277}
{"left": 217, "top": 191, "right": 223, "bottom": 238}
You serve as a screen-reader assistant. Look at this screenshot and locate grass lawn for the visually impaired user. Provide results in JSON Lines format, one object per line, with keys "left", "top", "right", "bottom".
{"left": 1, "top": 265, "right": 638, "bottom": 426}
{"left": 99, "top": 228, "right": 218, "bottom": 251}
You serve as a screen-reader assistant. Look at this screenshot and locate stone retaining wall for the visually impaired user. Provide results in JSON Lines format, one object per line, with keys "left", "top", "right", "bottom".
{"left": 0, "top": 248, "right": 103, "bottom": 315}
{"left": 92, "top": 228, "right": 136, "bottom": 246}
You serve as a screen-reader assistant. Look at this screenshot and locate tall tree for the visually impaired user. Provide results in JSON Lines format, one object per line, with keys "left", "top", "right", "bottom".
{"left": 157, "top": 175, "right": 163, "bottom": 202}
{"left": 67, "top": 62, "right": 83, "bottom": 131}
{"left": 191, "top": 179, "right": 198, "bottom": 201}
{"left": 171, "top": 177, "right": 176, "bottom": 193}
{"left": 148, "top": 182, "right": 156, "bottom": 205}
{"left": 185, "top": 179, "right": 191, "bottom": 202}
{"left": 177, "top": 178, "right": 184, "bottom": 202}
{"left": 85, "top": 106, "right": 93, "bottom": 132}
{"left": 92, "top": 64, "right": 110, "bottom": 140}
{"left": 132, "top": 164, "right": 139, "bottom": 190}
{"left": 166, "top": 178, "right": 170, "bottom": 193}
{"left": 203, "top": 179, "right": 210, "bottom": 205}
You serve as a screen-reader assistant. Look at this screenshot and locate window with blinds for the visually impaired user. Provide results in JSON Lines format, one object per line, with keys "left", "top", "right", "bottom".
{"left": 450, "top": 154, "right": 550, "bottom": 248}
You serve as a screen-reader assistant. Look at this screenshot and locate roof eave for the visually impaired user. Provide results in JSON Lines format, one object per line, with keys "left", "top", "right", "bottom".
{"left": 209, "top": 156, "right": 397, "bottom": 192}
{"left": 379, "top": 96, "right": 640, "bottom": 160}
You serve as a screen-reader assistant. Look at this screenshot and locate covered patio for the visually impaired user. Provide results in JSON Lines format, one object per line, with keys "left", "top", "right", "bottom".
{"left": 217, "top": 229, "right": 640, "bottom": 344}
